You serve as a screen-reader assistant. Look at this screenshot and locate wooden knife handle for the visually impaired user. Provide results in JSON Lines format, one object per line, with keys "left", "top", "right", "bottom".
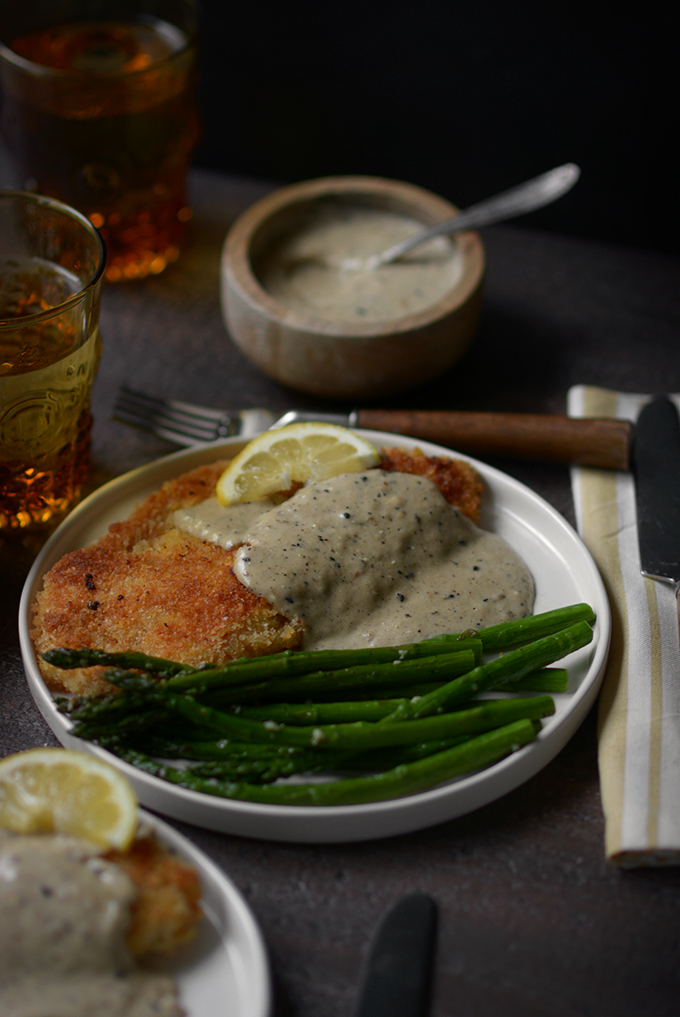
{"left": 355, "top": 410, "right": 632, "bottom": 469}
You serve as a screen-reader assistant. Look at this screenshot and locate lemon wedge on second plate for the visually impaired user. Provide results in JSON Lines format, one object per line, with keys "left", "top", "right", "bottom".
{"left": 216, "top": 422, "right": 381, "bottom": 505}
{"left": 0, "top": 748, "right": 138, "bottom": 851}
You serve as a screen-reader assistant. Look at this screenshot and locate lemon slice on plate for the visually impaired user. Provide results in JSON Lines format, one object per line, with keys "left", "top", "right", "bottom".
{"left": 0, "top": 748, "right": 138, "bottom": 850}
{"left": 216, "top": 422, "right": 381, "bottom": 504}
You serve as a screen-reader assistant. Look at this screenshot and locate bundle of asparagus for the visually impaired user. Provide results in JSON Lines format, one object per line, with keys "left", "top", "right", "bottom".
{"left": 45, "top": 604, "right": 595, "bottom": 807}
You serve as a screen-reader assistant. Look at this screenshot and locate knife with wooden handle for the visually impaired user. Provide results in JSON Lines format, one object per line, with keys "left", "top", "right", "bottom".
{"left": 277, "top": 409, "right": 633, "bottom": 469}
{"left": 353, "top": 410, "right": 632, "bottom": 469}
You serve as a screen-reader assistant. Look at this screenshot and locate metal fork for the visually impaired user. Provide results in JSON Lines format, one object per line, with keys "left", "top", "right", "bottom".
{"left": 112, "top": 386, "right": 348, "bottom": 445}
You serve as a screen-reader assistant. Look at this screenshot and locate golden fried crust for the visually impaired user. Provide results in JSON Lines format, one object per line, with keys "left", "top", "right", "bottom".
{"left": 31, "top": 461, "right": 304, "bottom": 695}
{"left": 107, "top": 461, "right": 230, "bottom": 547}
{"left": 106, "top": 832, "right": 203, "bottom": 957}
{"left": 31, "top": 450, "right": 483, "bottom": 695}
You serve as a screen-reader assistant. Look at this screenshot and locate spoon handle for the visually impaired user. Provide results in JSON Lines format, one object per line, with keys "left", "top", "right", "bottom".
{"left": 373, "top": 163, "right": 580, "bottom": 266}
{"left": 355, "top": 409, "right": 632, "bottom": 469}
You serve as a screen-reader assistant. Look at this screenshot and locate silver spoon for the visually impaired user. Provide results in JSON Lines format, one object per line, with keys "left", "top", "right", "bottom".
{"left": 340, "top": 162, "right": 580, "bottom": 271}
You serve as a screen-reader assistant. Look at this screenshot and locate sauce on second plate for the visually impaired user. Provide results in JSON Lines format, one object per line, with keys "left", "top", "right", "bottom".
{"left": 0, "top": 830, "right": 183, "bottom": 1017}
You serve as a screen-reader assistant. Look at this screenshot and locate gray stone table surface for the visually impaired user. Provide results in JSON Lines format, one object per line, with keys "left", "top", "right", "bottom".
{"left": 1, "top": 165, "right": 679, "bottom": 1017}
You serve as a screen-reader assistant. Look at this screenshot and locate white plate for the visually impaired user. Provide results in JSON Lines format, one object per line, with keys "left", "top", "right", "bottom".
{"left": 19, "top": 432, "right": 610, "bottom": 844}
{"left": 121, "top": 809, "right": 269, "bottom": 1017}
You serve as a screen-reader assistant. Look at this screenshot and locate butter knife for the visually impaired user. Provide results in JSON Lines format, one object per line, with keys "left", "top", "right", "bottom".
{"left": 632, "top": 396, "right": 680, "bottom": 601}
{"left": 353, "top": 893, "right": 438, "bottom": 1017}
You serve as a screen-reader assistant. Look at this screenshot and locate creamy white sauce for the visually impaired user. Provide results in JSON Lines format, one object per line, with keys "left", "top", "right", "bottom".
{"left": 174, "top": 471, "right": 534, "bottom": 650}
{"left": 172, "top": 496, "right": 276, "bottom": 549}
{"left": 256, "top": 203, "right": 461, "bottom": 324}
{"left": 0, "top": 830, "right": 183, "bottom": 1017}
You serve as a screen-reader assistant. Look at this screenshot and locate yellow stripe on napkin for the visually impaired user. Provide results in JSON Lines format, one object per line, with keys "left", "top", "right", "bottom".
{"left": 568, "top": 385, "right": 680, "bottom": 867}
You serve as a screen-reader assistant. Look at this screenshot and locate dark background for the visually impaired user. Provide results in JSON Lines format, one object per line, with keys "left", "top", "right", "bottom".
{"left": 192, "top": 1, "right": 678, "bottom": 255}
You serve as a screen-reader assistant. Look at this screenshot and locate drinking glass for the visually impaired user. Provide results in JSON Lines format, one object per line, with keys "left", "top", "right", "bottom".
{"left": 0, "top": 191, "right": 106, "bottom": 531}
{"left": 0, "top": 0, "right": 200, "bottom": 282}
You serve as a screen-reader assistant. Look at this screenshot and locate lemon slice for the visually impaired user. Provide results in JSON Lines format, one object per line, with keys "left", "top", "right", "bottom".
{"left": 0, "top": 748, "right": 138, "bottom": 851}
{"left": 216, "top": 422, "right": 381, "bottom": 504}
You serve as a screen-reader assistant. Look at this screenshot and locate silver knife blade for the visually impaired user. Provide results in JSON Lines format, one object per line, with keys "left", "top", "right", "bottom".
{"left": 632, "top": 396, "right": 680, "bottom": 591}
{"left": 353, "top": 893, "right": 437, "bottom": 1017}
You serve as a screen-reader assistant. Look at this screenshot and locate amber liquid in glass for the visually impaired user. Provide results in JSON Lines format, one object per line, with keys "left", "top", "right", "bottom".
{"left": 4, "top": 19, "right": 200, "bottom": 281}
{"left": 0, "top": 261, "right": 100, "bottom": 530}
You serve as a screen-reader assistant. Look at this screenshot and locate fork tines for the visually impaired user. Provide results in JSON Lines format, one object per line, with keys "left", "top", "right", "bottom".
{"left": 113, "top": 386, "right": 237, "bottom": 445}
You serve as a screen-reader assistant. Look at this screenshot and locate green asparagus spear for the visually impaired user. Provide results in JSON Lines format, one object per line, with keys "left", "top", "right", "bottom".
{"left": 381, "top": 621, "right": 593, "bottom": 723}
{"left": 181, "top": 735, "right": 478, "bottom": 782}
{"left": 181, "top": 750, "right": 337, "bottom": 783}
{"left": 158, "top": 690, "right": 554, "bottom": 751}
{"left": 230, "top": 699, "right": 410, "bottom": 725}
{"left": 41, "top": 647, "right": 195, "bottom": 677}
{"left": 472, "top": 603, "right": 595, "bottom": 651}
{"left": 200, "top": 649, "right": 477, "bottom": 705}
{"left": 496, "top": 668, "right": 569, "bottom": 693}
{"left": 334, "top": 736, "right": 472, "bottom": 772}
{"left": 103, "top": 718, "right": 541, "bottom": 806}
{"left": 115, "top": 733, "right": 474, "bottom": 784}
{"left": 160, "top": 643, "right": 482, "bottom": 697}
{"left": 123, "top": 736, "right": 303, "bottom": 760}
{"left": 225, "top": 667, "right": 569, "bottom": 721}
{"left": 341, "top": 666, "right": 569, "bottom": 700}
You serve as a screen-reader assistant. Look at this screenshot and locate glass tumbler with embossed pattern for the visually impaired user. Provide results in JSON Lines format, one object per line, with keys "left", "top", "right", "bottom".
{"left": 0, "top": 0, "right": 200, "bottom": 282}
{"left": 0, "top": 191, "right": 105, "bottom": 531}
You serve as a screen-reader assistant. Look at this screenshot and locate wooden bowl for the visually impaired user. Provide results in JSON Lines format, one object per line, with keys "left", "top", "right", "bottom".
{"left": 220, "top": 176, "right": 485, "bottom": 399}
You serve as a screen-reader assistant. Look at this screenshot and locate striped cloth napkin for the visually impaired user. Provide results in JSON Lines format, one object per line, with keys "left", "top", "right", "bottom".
{"left": 568, "top": 386, "right": 680, "bottom": 866}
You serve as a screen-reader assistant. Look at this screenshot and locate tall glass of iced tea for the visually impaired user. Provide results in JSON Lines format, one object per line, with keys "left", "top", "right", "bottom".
{"left": 0, "top": 191, "right": 106, "bottom": 531}
{"left": 0, "top": 1, "right": 200, "bottom": 282}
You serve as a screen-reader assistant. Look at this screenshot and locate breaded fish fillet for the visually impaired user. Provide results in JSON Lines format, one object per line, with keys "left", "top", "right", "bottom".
{"left": 106, "top": 829, "right": 203, "bottom": 957}
{"left": 31, "top": 450, "right": 483, "bottom": 696}
{"left": 31, "top": 460, "right": 304, "bottom": 695}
